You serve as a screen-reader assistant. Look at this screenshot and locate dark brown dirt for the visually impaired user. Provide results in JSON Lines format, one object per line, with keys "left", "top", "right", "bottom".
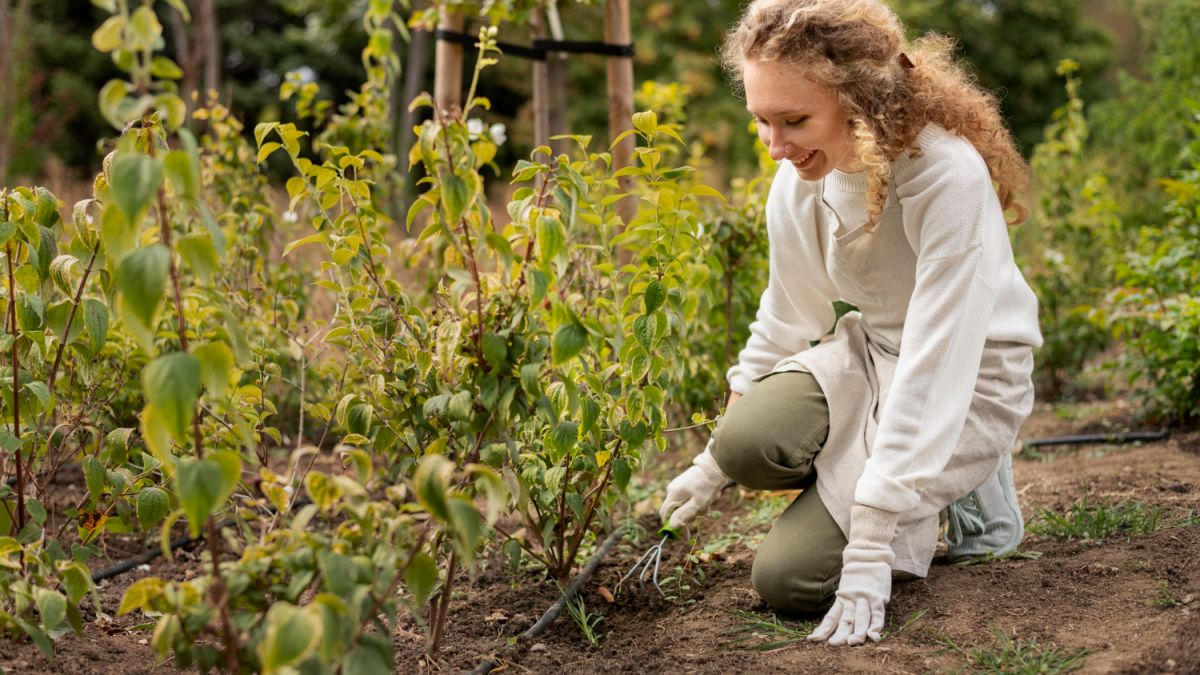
{"left": 3, "top": 397, "right": 1198, "bottom": 674}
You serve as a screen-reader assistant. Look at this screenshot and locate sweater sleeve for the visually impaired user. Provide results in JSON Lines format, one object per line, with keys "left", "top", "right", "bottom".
{"left": 852, "top": 142, "right": 1002, "bottom": 515}
{"left": 726, "top": 168, "right": 839, "bottom": 394}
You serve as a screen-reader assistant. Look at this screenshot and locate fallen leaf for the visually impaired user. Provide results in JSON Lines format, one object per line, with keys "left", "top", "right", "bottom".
{"left": 597, "top": 586, "right": 615, "bottom": 603}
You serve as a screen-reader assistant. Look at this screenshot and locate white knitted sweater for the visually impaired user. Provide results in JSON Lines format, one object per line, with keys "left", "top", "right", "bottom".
{"left": 727, "top": 124, "right": 1042, "bottom": 520}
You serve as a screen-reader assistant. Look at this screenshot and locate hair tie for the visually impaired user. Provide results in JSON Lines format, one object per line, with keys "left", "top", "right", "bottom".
{"left": 898, "top": 52, "right": 915, "bottom": 69}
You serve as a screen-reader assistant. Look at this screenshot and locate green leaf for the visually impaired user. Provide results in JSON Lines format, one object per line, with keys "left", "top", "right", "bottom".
{"left": 126, "top": 5, "right": 163, "bottom": 51}
{"left": 447, "top": 496, "right": 483, "bottom": 562}
{"left": 283, "top": 233, "right": 324, "bottom": 257}
{"left": 100, "top": 203, "right": 134, "bottom": 266}
{"left": 118, "top": 577, "right": 164, "bottom": 615}
{"left": 84, "top": 299, "right": 109, "bottom": 354}
{"left": 482, "top": 333, "right": 508, "bottom": 370}
{"left": 59, "top": 563, "right": 92, "bottom": 605}
{"left": 34, "top": 588, "right": 67, "bottom": 631}
{"left": 343, "top": 643, "right": 393, "bottom": 675}
{"left": 140, "top": 404, "right": 174, "bottom": 464}
{"left": 404, "top": 552, "right": 437, "bottom": 607}
{"left": 633, "top": 314, "right": 654, "bottom": 352}
{"left": 91, "top": 15, "right": 125, "bottom": 53}
{"left": 136, "top": 487, "right": 170, "bottom": 530}
{"left": 0, "top": 221, "right": 15, "bottom": 246}
{"left": 537, "top": 215, "right": 565, "bottom": 262}
{"left": 632, "top": 110, "right": 658, "bottom": 136}
{"left": 441, "top": 173, "right": 470, "bottom": 224}
{"left": 142, "top": 352, "right": 201, "bottom": 441}
{"left": 83, "top": 456, "right": 107, "bottom": 504}
{"left": 257, "top": 142, "right": 282, "bottom": 164}
{"left": 176, "top": 233, "right": 219, "bottom": 282}
{"left": 49, "top": 255, "right": 80, "bottom": 295}
{"left": 529, "top": 268, "right": 549, "bottom": 307}
{"left": 17, "top": 293, "right": 44, "bottom": 332}
{"left": 412, "top": 454, "right": 453, "bottom": 521}
{"left": 110, "top": 154, "right": 163, "bottom": 222}
{"left": 643, "top": 281, "right": 666, "bottom": 313}
{"left": 258, "top": 603, "right": 321, "bottom": 673}
{"left": 613, "top": 458, "right": 632, "bottom": 492}
{"left": 552, "top": 321, "right": 588, "bottom": 365}
{"left": 193, "top": 342, "right": 234, "bottom": 400}
{"left": 176, "top": 452, "right": 240, "bottom": 537}
{"left": 149, "top": 56, "right": 183, "bottom": 80}
{"left": 163, "top": 150, "right": 199, "bottom": 200}
{"left": 117, "top": 244, "right": 168, "bottom": 351}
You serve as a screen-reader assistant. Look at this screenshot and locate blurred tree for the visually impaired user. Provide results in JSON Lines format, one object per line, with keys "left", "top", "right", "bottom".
{"left": 892, "top": 0, "right": 1112, "bottom": 155}
{"left": 1089, "top": 0, "right": 1200, "bottom": 220}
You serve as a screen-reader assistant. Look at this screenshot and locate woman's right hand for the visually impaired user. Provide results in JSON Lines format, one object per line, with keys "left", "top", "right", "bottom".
{"left": 658, "top": 438, "right": 730, "bottom": 529}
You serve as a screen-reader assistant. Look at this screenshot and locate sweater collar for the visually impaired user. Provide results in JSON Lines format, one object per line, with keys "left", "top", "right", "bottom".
{"left": 824, "top": 124, "right": 947, "bottom": 194}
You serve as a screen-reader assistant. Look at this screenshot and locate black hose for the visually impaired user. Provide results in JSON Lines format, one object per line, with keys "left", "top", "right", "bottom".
{"left": 91, "top": 517, "right": 235, "bottom": 583}
{"left": 471, "top": 526, "right": 627, "bottom": 675}
{"left": 1024, "top": 429, "right": 1169, "bottom": 448}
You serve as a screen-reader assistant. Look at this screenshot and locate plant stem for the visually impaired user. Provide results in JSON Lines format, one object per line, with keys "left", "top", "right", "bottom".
{"left": 6, "top": 239, "right": 24, "bottom": 534}
{"left": 562, "top": 452, "right": 615, "bottom": 577}
{"left": 427, "top": 548, "right": 458, "bottom": 660}
{"left": 148, "top": 128, "right": 239, "bottom": 673}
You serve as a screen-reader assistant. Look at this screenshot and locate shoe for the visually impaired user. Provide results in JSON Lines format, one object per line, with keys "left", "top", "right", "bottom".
{"left": 944, "top": 452, "right": 1024, "bottom": 561}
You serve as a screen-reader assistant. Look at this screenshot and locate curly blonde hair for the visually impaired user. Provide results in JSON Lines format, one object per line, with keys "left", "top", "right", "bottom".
{"left": 722, "top": 0, "right": 1030, "bottom": 230}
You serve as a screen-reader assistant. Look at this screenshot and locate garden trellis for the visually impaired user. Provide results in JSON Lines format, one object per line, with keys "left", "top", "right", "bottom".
{"left": 429, "top": 0, "right": 637, "bottom": 221}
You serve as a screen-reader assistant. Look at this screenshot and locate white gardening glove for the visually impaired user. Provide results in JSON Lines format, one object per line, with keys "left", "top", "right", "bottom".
{"left": 658, "top": 439, "right": 729, "bottom": 530}
{"left": 808, "top": 505, "right": 899, "bottom": 646}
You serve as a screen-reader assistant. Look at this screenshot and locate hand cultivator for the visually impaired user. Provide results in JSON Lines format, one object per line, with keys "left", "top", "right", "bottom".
{"left": 616, "top": 526, "right": 679, "bottom": 596}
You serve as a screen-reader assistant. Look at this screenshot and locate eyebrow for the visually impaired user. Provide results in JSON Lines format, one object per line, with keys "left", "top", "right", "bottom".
{"left": 746, "top": 106, "right": 809, "bottom": 118}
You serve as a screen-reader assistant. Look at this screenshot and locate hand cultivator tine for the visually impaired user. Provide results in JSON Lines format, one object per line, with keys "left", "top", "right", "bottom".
{"left": 616, "top": 526, "right": 677, "bottom": 597}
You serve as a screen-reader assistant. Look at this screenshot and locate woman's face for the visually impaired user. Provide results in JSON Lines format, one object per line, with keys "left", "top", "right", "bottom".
{"left": 743, "top": 59, "right": 859, "bottom": 180}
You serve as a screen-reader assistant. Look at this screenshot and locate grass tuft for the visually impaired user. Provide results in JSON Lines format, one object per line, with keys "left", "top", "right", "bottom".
{"left": 565, "top": 594, "right": 604, "bottom": 645}
{"left": 723, "top": 608, "right": 926, "bottom": 651}
{"left": 1028, "top": 493, "right": 1163, "bottom": 541}
{"left": 723, "top": 610, "right": 817, "bottom": 651}
{"left": 932, "top": 627, "right": 1088, "bottom": 673}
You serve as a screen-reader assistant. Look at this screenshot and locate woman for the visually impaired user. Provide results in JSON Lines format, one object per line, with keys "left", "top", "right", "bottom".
{"left": 658, "top": 0, "right": 1042, "bottom": 647}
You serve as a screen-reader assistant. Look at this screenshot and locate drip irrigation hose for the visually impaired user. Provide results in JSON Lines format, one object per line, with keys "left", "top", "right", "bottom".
{"left": 471, "top": 525, "right": 627, "bottom": 675}
{"left": 91, "top": 516, "right": 235, "bottom": 583}
{"left": 1024, "top": 429, "right": 1169, "bottom": 448}
{"left": 90, "top": 498, "right": 312, "bottom": 583}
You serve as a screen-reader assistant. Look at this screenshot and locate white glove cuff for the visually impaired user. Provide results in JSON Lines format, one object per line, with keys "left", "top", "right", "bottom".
{"left": 846, "top": 505, "right": 899, "bottom": 559}
{"left": 691, "top": 440, "right": 728, "bottom": 480}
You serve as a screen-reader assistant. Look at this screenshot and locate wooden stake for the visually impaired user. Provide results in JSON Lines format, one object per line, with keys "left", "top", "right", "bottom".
{"left": 604, "top": 0, "right": 635, "bottom": 223}
{"left": 434, "top": 9, "right": 465, "bottom": 116}
{"left": 531, "top": 12, "right": 551, "bottom": 151}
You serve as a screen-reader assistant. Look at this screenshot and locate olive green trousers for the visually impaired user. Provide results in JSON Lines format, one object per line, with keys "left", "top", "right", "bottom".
{"left": 710, "top": 371, "right": 847, "bottom": 614}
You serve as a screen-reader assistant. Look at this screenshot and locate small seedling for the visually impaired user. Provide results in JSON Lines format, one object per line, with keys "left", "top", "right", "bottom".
{"left": 931, "top": 626, "right": 1088, "bottom": 673}
{"left": 1028, "top": 493, "right": 1162, "bottom": 541}
{"left": 565, "top": 594, "right": 604, "bottom": 645}
{"left": 723, "top": 609, "right": 817, "bottom": 651}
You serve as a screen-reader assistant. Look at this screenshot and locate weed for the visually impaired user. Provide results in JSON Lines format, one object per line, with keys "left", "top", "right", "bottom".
{"left": 931, "top": 627, "right": 1088, "bottom": 673}
{"left": 954, "top": 550, "right": 1044, "bottom": 566}
{"left": 884, "top": 608, "right": 928, "bottom": 638}
{"left": 1028, "top": 494, "right": 1163, "bottom": 541}
{"left": 1150, "top": 581, "right": 1195, "bottom": 609}
{"left": 723, "top": 609, "right": 817, "bottom": 651}
{"left": 565, "top": 594, "right": 604, "bottom": 645}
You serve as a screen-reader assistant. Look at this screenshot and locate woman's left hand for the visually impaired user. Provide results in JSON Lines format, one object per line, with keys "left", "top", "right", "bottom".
{"left": 808, "top": 505, "right": 898, "bottom": 646}
{"left": 807, "top": 555, "right": 890, "bottom": 645}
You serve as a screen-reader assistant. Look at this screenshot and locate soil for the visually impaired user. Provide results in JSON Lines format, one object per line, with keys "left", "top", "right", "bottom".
{"left": 2, "top": 396, "right": 1198, "bottom": 674}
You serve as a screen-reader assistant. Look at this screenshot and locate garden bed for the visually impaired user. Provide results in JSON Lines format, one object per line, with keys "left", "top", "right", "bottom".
{"left": 2, "top": 397, "right": 1198, "bottom": 673}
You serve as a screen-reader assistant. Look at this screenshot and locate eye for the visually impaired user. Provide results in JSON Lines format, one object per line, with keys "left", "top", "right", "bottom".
{"left": 785, "top": 117, "right": 809, "bottom": 127}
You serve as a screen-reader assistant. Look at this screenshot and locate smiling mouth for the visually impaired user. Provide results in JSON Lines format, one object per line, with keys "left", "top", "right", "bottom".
{"left": 792, "top": 149, "right": 817, "bottom": 168}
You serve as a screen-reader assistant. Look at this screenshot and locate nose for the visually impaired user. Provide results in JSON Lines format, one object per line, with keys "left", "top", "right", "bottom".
{"left": 767, "top": 130, "right": 791, "bottom": 162}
